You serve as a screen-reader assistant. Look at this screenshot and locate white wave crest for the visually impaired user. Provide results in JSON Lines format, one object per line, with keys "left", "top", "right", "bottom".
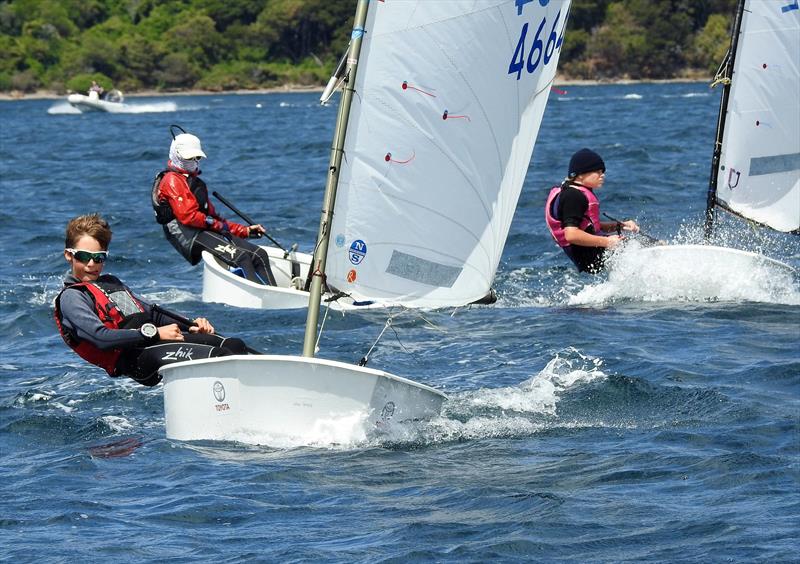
{"left": 47, "top": 100, "right": 179, "bottom": 115}
{"left": 461, "top": 350, "right": 606, "bottom": 416}
{"left": 370, "top": 349, "right": 608, "bottom": 446}
{"left": 570, "top": 240, "right": 799, "bottom": 305}
{"left": 140, "top": 288, "right": 200, "bottom": 304}
{"left": 100, "top": 415, "right": 134, "bottom": 432}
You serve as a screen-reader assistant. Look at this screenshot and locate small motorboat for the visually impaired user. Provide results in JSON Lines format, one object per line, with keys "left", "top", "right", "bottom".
{"left": 67, "top": 89, "right": 125, "bottom": 113}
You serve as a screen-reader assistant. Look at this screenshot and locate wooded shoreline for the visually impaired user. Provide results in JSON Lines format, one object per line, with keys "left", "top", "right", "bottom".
{"left": 0, "top": 77, "right": 713, "bottom": 102}
{"left": 0, "top": 1, "right": 735, "bottom": 97}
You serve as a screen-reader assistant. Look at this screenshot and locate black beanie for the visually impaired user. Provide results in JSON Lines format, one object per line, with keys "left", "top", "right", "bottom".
{"left": 568, "top": 148, "right": 605, "bottom": 178}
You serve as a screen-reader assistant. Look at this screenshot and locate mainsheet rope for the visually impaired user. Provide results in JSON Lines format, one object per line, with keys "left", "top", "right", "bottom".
{"left": 314, "top": 294, "right": 447, "bottom": 367}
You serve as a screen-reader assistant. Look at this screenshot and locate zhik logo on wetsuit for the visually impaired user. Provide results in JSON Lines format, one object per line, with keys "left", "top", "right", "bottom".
{"left": 162, "top": 346, "right": 194, "bottom": 361}
{"left": 214, "top": 243, "right": 237, "bottom": 259}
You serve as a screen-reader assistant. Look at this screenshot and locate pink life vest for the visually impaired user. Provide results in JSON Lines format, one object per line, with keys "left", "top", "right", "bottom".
{"left": 545, "top": 183, "right": 601, "bottom": 247}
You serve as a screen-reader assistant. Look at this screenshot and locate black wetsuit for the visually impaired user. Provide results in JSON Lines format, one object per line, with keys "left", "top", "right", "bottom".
{"left": 189, "top": 229, "right": 277, "bottom": 285}
{"left": 57, "top": 275, "right": 250, "bottom": 386}
{"left": 557, "top": 186, "right": 606, "bottom": 273}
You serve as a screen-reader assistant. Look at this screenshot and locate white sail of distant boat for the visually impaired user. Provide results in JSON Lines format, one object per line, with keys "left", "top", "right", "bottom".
{"left": 620, "top": 0, "right": 798, "bottom": 289}
{"left": 706, "top": 0, "right": 800, "bottom": 234}
{"left": 160, "top": 0, "right": 572, "bottom": 445}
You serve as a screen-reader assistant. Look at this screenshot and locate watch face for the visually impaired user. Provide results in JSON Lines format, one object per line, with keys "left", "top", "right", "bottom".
{"left": 141, "top": 323, "right": 157, "bottom": 338}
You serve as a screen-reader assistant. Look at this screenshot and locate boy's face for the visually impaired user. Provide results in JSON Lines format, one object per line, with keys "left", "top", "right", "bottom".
{"left": 64, "top": 235, "right": 106, "bottom": 282}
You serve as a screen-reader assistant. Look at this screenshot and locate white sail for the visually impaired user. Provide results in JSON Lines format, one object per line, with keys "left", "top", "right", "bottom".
{"left": 715, "top": 0, "right": 800, "bottom": 233}
{"left": 326, "top": 0, "right": 572, "bottom": 307}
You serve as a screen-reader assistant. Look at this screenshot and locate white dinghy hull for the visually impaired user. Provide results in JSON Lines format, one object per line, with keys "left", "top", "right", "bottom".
{"left": 160, "top": 355, "right": 446, "bottom": 444}
{"left": 202, "top": 248, "right": 313, "bottom": 309}
{"left": 201, "top": 249, "right": 396, "bottom": 310}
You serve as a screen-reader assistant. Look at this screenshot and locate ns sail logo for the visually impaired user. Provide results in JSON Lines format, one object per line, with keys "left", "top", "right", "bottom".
{"left": 349, "top": 239, "right": 367, "bottom": 265}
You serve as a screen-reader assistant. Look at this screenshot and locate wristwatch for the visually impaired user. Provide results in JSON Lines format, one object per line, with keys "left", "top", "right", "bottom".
{"left": 139, "top": 323, "right": 159, "bottom": 343}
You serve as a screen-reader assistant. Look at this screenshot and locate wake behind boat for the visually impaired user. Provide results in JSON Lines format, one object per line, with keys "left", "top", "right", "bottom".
{"left": 67, "top": 89, "right": 125, "bottom": 113}
{"left": 591, "top": 242, "right": 799, "bottom": 304}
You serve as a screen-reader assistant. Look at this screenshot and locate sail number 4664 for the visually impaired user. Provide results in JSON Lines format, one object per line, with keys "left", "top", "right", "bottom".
{"left": 508, "top": 0, "right": 567, "bottom": 80}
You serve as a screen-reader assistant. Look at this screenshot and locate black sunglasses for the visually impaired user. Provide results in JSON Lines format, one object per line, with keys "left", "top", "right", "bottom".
{"left": 67, "top": 248, "right": 109, "bottom": 264}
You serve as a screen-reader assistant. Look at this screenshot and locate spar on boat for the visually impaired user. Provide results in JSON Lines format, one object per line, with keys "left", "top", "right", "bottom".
{"left": 159, "top": 0, "right": 573, "bottom": 444}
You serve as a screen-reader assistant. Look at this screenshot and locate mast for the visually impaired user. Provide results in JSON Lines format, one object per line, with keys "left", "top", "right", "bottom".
{"left": 302, "top": 0, "right": 369, "bottom": 357}
{"left": 704, "top": 0, "right": 747, "bottom": 238}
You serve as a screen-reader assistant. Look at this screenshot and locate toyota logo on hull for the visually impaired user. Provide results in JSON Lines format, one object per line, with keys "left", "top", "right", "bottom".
{"left": 213, "top": 381, "right": 226, "bottom": 402}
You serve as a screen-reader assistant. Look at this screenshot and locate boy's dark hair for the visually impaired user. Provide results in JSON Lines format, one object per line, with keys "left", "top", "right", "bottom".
{"left": 65, "top": 213, "right": 112, "bottom": 250}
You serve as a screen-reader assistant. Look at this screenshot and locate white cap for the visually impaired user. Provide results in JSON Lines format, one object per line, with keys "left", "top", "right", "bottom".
{"left": 172, "top": 133, "right": 206, "bottom": 159}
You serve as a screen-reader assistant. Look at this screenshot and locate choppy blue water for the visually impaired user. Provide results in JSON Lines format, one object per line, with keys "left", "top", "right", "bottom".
{"left": 1, "top": 83, "right": 799, "bottom": 562}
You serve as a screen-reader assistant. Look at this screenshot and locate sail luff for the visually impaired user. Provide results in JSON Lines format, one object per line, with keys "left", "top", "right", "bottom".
{"left": 704, "top": 0, "right": 746, "bottom": 238}
{"left": 302, "top": 0, "right": 370, "bottom": 357}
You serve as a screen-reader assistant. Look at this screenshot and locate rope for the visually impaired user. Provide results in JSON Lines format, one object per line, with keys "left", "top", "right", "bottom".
{"left": 359, "top": 315, "right": 396, "bottom": 366}
{"left": 710, "top": 76, "right": 731, "bottom": 88}
{"left": 358, "top": 308, "right": 445, "bottom": 366}
{"left": 710, "top": 49, "right": 732, "bottom": 89}
{"left": 314, "top": 300, "right": 333, "bottom": 353}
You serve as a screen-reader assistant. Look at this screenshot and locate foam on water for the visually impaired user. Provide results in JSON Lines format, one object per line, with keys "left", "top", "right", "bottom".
{"left": 47, "top": 100, "right": 179, "bottom": 114}
{"left": 140, "top": 287, "right": 200, "bottom": 304}
{"left": 14, "top": 390, "right": 75, "bottom": 413}
{"left": 376, "top": 349, "right": 608, "bottom": 446}
{"left": 11, "top": 274, "right": 197, "bottom": 308}
{"left": 99, "top": 415, "right": 134, "bottom": 432}
{"left": 110, "top": 101, "right": 178, "bottom": 113}
{"left": 25, "top": 274, "right": 65, "bottom": 306}
{"left": 570, "top": 240, "right": 799, "bottom": 306}
{"left": 46, "top": 102, "right": 81, "bottom": 115}
{"left": 228, "top": 411, "right": 372, "bottom": 450}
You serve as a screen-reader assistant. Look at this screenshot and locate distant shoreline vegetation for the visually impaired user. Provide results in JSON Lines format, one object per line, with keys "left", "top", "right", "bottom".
{"left": 0, "top": 78, "right": 715, "bottom": 102}
{"left": 0, "top": 0, "right": 736, "bottom": 95}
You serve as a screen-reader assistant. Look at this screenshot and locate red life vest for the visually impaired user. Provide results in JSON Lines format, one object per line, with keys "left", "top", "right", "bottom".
{"left": 54, "top": 277, "right": 146, "bottom": 376}
{"left": 151, "top": 168, "right": 212, "bottom": 225}
{"left": 545, "top": 183, "right": 601, "bottom": 247}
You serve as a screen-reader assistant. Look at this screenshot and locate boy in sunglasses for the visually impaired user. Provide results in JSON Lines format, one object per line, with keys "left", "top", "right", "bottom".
{"left": 151, "top": 131, "right": 277, "bottom": 285}
{"left": 545, "top": 148, "right": 639, "bottom": 273}
{"left": 54, "top": 213, "right": 253, "bottom": 387}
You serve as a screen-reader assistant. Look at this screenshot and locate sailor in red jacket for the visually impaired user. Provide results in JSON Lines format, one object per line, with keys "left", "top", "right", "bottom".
{"left": 151, "top": 131, "right": 276, "bottom": 285}
{"left": 55, "top": 214, "right": 253, "bottom": 387}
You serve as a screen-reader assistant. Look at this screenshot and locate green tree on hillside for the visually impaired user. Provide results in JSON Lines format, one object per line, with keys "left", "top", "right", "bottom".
{"left": 0, "top": 0, "right": 740, "bottom": 93}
